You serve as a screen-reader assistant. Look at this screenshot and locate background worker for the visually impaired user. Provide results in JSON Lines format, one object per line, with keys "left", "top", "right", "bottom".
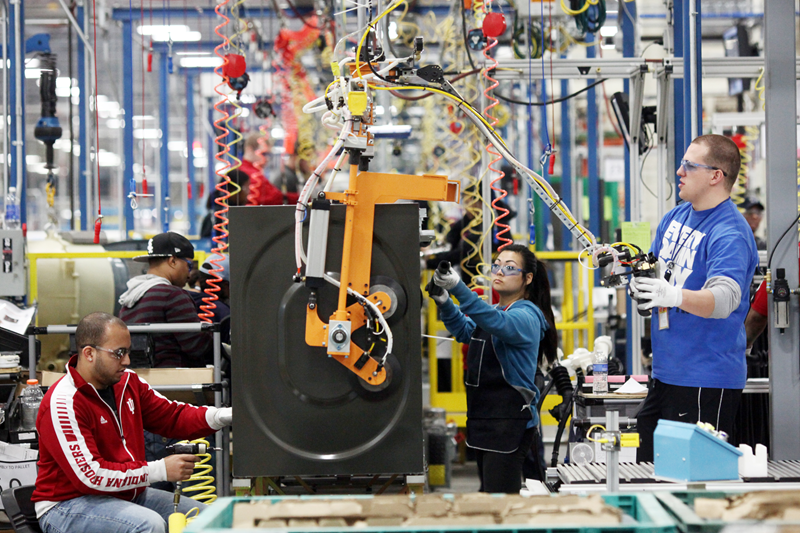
{"left": 201, "top": 169, "right": 251, "bottom": 239}
{"left": 427, "top": 244, "right": 557, "bottom": 493}
{"left": 32, "top": 312, "right": 232, "bottom": 533}
{"left": 630, "top": 134, "right": 759, "bottom": 461}
{"left": 741, "top": 196, "right": 766, "bottom": 251}
{"left": 118, "top": 232, "right": 212, "bottom": 368}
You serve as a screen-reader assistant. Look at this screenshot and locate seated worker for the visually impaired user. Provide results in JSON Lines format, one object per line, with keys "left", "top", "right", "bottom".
{"left": 32, "top": 312, "right": 232, "bottom": 533}
{"left": 200, "top": 169, "right": 250, "bottom": 239}
{"left": 118, "top": 232, "right": 212, "bottom": 368}
{"left": 188, "top": 255, "right": 231, "bottom": 345}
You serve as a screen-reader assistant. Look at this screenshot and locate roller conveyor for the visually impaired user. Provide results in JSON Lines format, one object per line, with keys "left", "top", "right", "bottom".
{"left": 558, "top": 460, "right": 800, "bottom": 486}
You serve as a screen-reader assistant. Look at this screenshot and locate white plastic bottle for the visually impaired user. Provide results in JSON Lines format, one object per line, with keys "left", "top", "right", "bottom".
{"left": 592, "top": 336, "right": 613, "bottom": 394}
{"left": 4, "top": 187, "right": 20, "bottom": 230}
{"left": 20, "top": 379, "right": 43, "bottom": 431}
{"left": 592, "top": 350, "right": 608, "bottom": 394}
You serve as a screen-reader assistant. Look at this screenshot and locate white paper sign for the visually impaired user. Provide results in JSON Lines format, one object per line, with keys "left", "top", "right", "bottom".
{"left": 0, "top": 442, "right": 37, "bottom": 510}
{"left": 0, "top": 302, "right": 35, "bottom": 335}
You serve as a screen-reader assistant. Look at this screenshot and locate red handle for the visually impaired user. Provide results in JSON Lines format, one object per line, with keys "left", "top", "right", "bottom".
{"left": 142, "top": 179, "right": 149, "bottom": 195}
{"left": 93, "top": 218, "right": 102, "bottom": 244}
{"left": 548, "top": 153, "right": 556, "bottom": 175}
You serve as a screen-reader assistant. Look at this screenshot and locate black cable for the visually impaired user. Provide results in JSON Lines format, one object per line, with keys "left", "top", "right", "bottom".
{"left": 460, "top": 5, "right": 478, "bottom": 71}
{"left": 494, "top": 78, "right": 607, "bottom": 106}
{"left": 550, "top": 381, "right": 577, "bottom": 467}
{"left": 767, "top": 210, "right": 800, "bottom": 270}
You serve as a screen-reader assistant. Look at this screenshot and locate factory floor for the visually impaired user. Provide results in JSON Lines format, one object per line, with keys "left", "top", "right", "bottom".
{"left": 435, "top": 461, "right": 481, "bottom": 493}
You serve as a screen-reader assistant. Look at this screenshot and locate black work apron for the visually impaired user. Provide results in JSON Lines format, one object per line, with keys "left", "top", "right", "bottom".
{"left": 465, "top": 325, "right": 532, "bottom": 453}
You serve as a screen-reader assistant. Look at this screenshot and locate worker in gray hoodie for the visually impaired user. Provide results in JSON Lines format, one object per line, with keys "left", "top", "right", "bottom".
{"left": 118, "top": 232, "right": 212, "bottom": 368}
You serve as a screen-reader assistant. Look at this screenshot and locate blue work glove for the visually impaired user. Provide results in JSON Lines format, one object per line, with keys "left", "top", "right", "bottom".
{"left": 433, "top": 263, "right": 460, "bottom": 291}
{"left": 631, "top": 276, "right": 683, "bottom": 310}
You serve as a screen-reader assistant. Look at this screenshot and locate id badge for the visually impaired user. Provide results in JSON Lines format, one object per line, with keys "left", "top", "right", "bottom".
{"left": 658, "top": 307, "right": 669, "bottom": 330}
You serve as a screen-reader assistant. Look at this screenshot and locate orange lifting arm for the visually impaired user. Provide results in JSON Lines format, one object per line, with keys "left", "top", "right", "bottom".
{"left": 308, "top": 162, "right": 459, "bottom": 385}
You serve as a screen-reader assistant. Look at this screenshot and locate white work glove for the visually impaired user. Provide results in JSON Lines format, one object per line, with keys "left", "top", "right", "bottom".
{"left": 431, "top": 289, "right": 450, "bottom": 306}
{"left": 433, "top": 266, "right": 460, "bottom": 291}
{"left": 631, "top": 276, "right": 683, "bottom": 310}
{"left": 207, "top": 407, "right": 232, "bottom": 429}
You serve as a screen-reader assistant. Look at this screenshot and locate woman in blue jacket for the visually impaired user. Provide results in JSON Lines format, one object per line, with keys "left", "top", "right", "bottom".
{"left": 428, "top": 244, "right": 557, "bottom": 493}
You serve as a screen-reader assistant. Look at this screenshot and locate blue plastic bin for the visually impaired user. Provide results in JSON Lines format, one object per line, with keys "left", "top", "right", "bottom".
{"left": 653, "top": 420, "right": 741, "bottom": 482}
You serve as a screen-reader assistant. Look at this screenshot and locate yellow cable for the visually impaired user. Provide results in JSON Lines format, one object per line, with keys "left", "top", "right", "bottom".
{"left": 754, "top": 67, "right": 765, "bottom": 110}
{"left": 610, "top": 242, "right": 638, "bottom": 253}
{"left": 370, "top": 84, "right": 505, "bottom": 150}
{"left": 559, "top": 25, "right": 599, "bottom": 48}
{"left": 355, "top": 0, "right": 407, "bottom": 80}
{"left": 560, "top": 0, "right": 599, "bottom": 16}
{"left": 586, "top": 424, "right": 606, "bottom": 443}
{"left": 380, "top": 82, "right": 590, "bottom": 250}
{"left": 181, "top": 438, "right": 218, "bottom": 505}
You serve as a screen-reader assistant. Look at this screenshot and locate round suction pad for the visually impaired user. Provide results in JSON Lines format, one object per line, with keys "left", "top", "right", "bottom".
{"left": 369, "top": 276, "right": 407, "bottom": 323}
{"left": 350, "top": 354, "right": 402, "bottom": 402}
{"left": 482, "top": 12, "right": 506, "bottom": 38}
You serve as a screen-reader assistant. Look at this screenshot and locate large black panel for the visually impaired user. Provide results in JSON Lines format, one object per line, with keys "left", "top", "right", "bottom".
{"left": 229, "top": 204, "right": 423, "bottom": 476}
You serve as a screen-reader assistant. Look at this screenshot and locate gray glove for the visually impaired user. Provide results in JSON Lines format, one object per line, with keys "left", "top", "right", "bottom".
{"left": 431, "top": 289, "right": 450, "bottom": 306}
{"left": 433, "top": 265, "right": 460, "bottom": 291}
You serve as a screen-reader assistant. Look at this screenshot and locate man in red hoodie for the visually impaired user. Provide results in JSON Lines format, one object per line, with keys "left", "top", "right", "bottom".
{"left": 32, "top": 312, "right": 232, "bottom": 533}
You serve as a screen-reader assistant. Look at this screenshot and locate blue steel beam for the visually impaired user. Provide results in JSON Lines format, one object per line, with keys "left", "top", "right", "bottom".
{"left": 621, "top": 0, "right": 637, "bottom": 374}
{"left": 186, "top": 74, "right": 197, "bottom": 236}
{"left": 560, "top": 75, "right": 572, "bottom": 251}
{"left": 682, "top": 0, "right": 702, "bottom": 142}
{"left": 8, "top": 0, "right": 25, "bottom": 218}
{"left": 673, "top": 0, "right": 686, "bottom": 190}
{"left": 77, "top": 5, "right": 88, "bottom": 230}
{"left": 539, "top": 80, "right": 549, "bottom": 249}
{"left": 159, "top": 52, "right": 170, "bottom": 232}
{"left": 122, "top": 19, "right": 135, "bottom": 236}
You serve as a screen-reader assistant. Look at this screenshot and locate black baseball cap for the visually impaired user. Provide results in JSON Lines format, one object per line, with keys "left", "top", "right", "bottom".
{"left": 133, "top": 232, "right": 195, "bottom": 263}
{"left": 741, "top": 197, "right": 764, "bottom": 211}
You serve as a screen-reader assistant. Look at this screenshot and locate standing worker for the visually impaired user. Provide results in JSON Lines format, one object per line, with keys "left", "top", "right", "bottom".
{"left": 629, "top": 134, "right": 758, "bottom": 461}
{"left": 427, "top": 244, "right": 557, "bottom": 493}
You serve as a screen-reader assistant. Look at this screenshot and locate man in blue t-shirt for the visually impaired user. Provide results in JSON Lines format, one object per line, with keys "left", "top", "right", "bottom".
{"left": 629, "top": 134, "right": 759, "bottom": 462}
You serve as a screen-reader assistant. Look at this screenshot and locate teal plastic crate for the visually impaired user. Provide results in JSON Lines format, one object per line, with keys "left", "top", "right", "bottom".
{"left": 184, "top": 493, "right": 678, "bottom": 533}
{"left": 655, "top": 490, "right": 800, "bottom": 533}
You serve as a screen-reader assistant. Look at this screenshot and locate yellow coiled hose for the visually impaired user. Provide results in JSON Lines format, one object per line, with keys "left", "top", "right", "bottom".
{"left": 181, "top": 438, "right": 218, "bottom": 505}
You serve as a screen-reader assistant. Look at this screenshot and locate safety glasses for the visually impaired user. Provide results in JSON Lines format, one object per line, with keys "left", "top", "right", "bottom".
{"left": 490, "top": 264, "right": 525, "bottom": 276}
{"left": 87, "top": 346, "right": 130, "bottom": 360}
{"left": 680, "top": 159, "right": 728, "bottom": 177}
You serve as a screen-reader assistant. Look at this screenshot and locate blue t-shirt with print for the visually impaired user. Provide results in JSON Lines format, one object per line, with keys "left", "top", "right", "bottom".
{"left": 649, "top": 198, "right": 758, "bottom": 389}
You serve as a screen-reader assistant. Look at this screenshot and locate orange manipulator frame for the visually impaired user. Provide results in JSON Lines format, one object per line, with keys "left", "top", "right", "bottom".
{"left": 306, "top": 162, "right": 460, "bottom": 385}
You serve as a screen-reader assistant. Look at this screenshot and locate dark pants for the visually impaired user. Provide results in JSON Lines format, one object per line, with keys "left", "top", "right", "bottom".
{"left": 475, "top": 427, "right": 537, "bottom": 493}
{"left": 637, "top": 378, "right": 742, "bottom": 462}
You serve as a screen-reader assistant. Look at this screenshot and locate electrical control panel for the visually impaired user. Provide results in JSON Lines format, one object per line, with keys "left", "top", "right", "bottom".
{"left": 0, "top": 230, "right": 26, "bottom": 297}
